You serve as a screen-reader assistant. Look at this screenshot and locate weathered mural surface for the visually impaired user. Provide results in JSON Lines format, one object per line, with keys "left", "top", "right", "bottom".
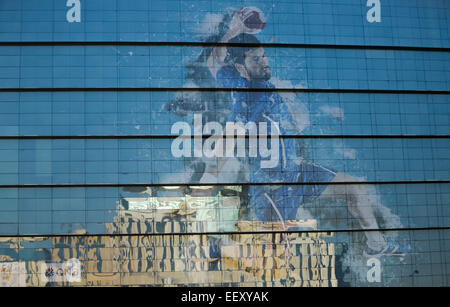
{"left": 0, "top": 0, "right": 449, "bottom": 287}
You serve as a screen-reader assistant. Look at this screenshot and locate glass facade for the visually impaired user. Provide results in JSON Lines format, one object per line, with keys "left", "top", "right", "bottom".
{"left": 0, "top": 0, "right": 449, "bottom": 287}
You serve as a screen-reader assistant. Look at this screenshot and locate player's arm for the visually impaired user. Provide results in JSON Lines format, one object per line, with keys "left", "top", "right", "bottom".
{"left": 207, "top": 8, "right": 252, "bottom": 79}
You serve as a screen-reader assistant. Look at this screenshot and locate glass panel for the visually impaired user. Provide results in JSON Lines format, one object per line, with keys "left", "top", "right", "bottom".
{"left": 0, "top": 92, "right": 448, "bottom": 136}
{"left": 0, "top": 229, "right": 448, "bottom": 286}
{"left": 0, "top": 47, "right": 449, "bottom": 90}
{"left": 0, "top": 138, "right": 448, "bottom": 185}
{"left": 0, "top": 0, "right": 448, "bottom": 48}
{"left": 0, "top": 183, "right": 449, "bottom": 235}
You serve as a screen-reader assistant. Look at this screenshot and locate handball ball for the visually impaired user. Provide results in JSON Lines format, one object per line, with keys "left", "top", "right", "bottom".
{"left": 240, "top": 7, "right": 266, "bottom": 34}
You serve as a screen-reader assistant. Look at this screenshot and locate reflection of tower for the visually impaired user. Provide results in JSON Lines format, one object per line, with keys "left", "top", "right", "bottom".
{"left": 222, "top": 221, "right": 337, "bottom": 287}
{"left": 0, "top": 191, "right": 337, "bottom": 286}
{"left": 100, "top": 192, "right": 239, "bottom": 286}
{"left": 92, "top": 192, "right": 338, "bottom": 286}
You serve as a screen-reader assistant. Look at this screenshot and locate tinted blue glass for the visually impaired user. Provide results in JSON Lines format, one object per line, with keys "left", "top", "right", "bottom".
{"left": 1, "top": 47, "right": 449, "bottom": 90}
{"left": 0, "top": 0, "right": 449, "bottom": 287}
{"left": 1, "top": 0, "right": 449, "bottom": 48}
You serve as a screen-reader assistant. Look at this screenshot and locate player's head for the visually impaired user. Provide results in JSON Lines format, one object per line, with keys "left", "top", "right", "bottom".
{"left": 227, "top": 34, "right": 270, "bottom": 82}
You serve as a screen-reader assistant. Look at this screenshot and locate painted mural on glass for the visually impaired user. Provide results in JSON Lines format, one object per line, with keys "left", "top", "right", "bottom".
{"left": 0, "top": 1, "right": 449, "bottom": 287}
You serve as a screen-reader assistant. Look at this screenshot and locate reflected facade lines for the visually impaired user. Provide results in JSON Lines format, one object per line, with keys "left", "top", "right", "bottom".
{"left": 0, "top": 0, "right": 449, "bottom": 287}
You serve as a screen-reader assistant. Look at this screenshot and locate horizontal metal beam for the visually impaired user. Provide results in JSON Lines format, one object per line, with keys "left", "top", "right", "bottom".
{"left": 0, "top": 135, "right": 449, "bottom": 140}
{"left": 0, "top": 41, "right": 449, "bottom": 52}
{"left": 0, "top": 226, "right": 449, "bottom": 238}
{"left": 1, "top": 87, "right": 449, "bottom": 94}
{"left": 0, "top": 180, "right": 449, "bottom": 189}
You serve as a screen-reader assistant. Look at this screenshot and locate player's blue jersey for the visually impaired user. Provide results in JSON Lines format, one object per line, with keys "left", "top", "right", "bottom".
{"left": 217, "top": 65, "right": 299, "bottom": 181}
{"left": 217, "top": 65, "right": 336, "bottom": 222}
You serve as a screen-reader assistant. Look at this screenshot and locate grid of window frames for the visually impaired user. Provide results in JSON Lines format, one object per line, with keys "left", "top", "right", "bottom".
{"left": 0, "top": 0, "right": 449, "bottom": 287}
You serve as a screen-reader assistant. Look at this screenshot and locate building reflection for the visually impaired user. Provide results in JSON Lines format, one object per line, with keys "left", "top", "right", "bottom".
{"left": 0, "top": 186, "right": 337, "bottom": 287}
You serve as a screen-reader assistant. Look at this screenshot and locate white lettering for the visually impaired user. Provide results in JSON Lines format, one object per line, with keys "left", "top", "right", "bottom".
{"left": 367, "top": 0, "right": 381, "bottom": 23}
{"left": 258, "top": 122, "right": 279, "bottom": 169}
{"left": 193, "top": 113, "right": 203, "bottom": 158}
{"left": 203, "top": 122, "right": 224, "bottom": 158}
{"left": 66, "top": 0, "right": 81, "bottom": 23}
{"left": 224, "top": 292, "right": 269, "bottom": 302}
{"left": 367, "top": 257, "right": 381, "bottom": 282}
{"left": 171, "top": 114, "right": 280, "bottom": 168}
{"left": 171, "top": 122, "right": 191, "bottom": 158}
{"left": 225, "top": 122, "right": 246, "bottom": 158}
